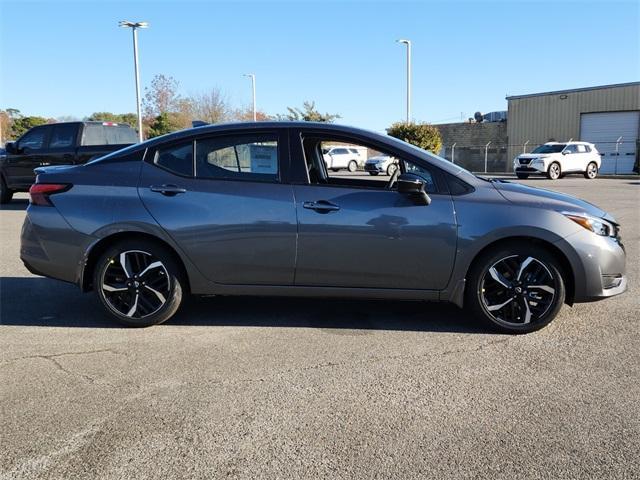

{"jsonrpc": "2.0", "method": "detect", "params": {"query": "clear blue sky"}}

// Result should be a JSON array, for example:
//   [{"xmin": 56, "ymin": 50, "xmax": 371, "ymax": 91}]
[{"xmin": 1, "ymin": 0, "xmax": 638, "ymax": 132}]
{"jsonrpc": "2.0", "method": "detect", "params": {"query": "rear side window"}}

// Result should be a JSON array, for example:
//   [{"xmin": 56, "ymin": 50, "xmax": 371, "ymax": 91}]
[
  {"xmin": 576, "ymin": 144, "xmax": 587, "ymax": 153},
  {"xmin": 49, "ymin": 124, "xmax": 78, "ymax": 148},
  {"xmin": 195, "ymin": 134, "xmax": 279, "ymax": 182},
  {"xmin": 154, "ymin": 142, "xmax": 194, "ymax": 176},
  {"xmin": 82, "ymin": 124, "xmax": 138, "ymax": 146}
]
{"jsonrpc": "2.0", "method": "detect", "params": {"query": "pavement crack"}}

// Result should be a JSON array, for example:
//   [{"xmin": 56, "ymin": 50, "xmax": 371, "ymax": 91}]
[{"xmin": 0, "ymin": 348, "xmax": 123, "ymax": 384}]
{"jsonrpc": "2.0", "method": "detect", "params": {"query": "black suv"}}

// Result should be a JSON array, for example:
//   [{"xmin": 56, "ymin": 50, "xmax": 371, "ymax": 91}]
[{"xmin": 1, "ymin": 121, "xmax": 137, "ymax": 203}]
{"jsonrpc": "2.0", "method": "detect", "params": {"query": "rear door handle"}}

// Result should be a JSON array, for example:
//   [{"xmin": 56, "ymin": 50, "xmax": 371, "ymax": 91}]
[
  {"xmin": 150, "ymin": 184, "xmax": 187, "ymax": 196},
  {"xmin": 303, "ymin": 200, "xmax": 340, "ymax": 213}
]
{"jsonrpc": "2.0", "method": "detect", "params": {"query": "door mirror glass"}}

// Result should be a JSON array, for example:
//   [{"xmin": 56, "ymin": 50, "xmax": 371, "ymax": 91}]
[
  {"xmin": 5, "ymin": 142, "xmax": 17, "ymax": 154},
  {"xmin": 397, "ymin": 173, "xmax": 431, "ymax": 205}
]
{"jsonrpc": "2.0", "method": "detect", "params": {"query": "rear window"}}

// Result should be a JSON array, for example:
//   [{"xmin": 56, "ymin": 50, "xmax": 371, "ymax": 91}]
[{"xmin": 81, "ymin": 124, "xmax": 138, "ymax": 146}]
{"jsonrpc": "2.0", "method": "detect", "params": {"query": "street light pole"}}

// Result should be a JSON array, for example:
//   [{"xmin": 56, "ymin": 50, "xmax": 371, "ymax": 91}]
[
  {"xmin": 397, "ymin": 39, "xmax": 412, "ymax": 123},
  {"xmin": 119, "ymin": 20, "xmax": 148, "ymax": 142},
  {"xmin": 244, "ymin": 74, "xmax": 256, "ymax": 121}
]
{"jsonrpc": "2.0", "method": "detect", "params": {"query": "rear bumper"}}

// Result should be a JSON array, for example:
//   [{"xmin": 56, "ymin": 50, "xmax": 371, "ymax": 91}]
[{"xmin": 20, "ymin": 205, "xmax": 91, "ymax": 286}]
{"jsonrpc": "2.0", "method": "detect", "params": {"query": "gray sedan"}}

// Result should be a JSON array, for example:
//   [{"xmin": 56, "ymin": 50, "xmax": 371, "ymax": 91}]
[{"xmin": 20, "ymin": 122, "xmax": 626, "ymax": 333}]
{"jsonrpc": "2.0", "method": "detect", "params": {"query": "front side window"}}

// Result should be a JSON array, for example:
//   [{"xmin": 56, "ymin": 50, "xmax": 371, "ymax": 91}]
[
  {"xmin": 403, "ymin": 161, "xmax": 437, "ymax": 193},
  {"xmin": 195, "ymin": 134, "xmax": 279, "ymax": 182},
  {"xmin": 154, "ymin": 142, "xmax": 193, "ymax": 176},
  {"xmin": 564, "ymin": 145, "xmax": 578, "ymax": 154},
  {"xmin": 49, "ymin": 124, "xmax": 77, "ymax": 148},
  {"xmin": 19, "ymin": 128, "xmax": 47, "ymax": 150}
]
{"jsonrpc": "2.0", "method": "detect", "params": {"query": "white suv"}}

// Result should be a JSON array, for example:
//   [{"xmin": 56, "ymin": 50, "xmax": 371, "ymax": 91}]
[
  {"xmin": 514, "ymin": 142, "xmax": 601, "ymax": 180},
  {"xmin": 323, "ymin": 147, "xmax": 361, "ymax": 172}
]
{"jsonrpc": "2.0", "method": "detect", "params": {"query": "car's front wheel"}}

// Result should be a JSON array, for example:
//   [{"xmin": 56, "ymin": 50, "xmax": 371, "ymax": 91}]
[
  {"xmin": 547, "ymin": 162, "xmax": 561, "ymax": 180},
  {"xmin": 466, "ymin": 244, "xmax": 566, "ymax": 334},
  {"xmin": 387, "ymin": 163, "xmax": 398, "ymax": 176},
  {"xmin": 94, "ymin": 240, "xmax": 184, "ymax": 327},
  {"xmin": 584, "ymin": 162, "xmax": 598, "ymax": 179}
]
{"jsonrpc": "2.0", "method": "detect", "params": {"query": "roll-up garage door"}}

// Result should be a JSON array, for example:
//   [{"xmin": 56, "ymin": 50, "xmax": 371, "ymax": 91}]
[{"xmin": 580, "ymin": 111, "xmax": 639, "ymax": 174}]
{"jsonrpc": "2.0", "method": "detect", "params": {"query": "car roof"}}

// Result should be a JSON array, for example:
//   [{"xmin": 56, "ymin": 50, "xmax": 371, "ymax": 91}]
[{"xmin": 544, "ymin": 141, "xmax": 593, "ymax": 145}]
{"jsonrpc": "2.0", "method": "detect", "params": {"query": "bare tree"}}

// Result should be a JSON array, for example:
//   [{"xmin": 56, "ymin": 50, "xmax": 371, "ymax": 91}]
[
  {"xmin": 186, "ymin": 88, "xmax": 232, "ymax": 124},
  {"xmin": 143, "ymin": 74, "xmax": 181, "ymax": 119}
]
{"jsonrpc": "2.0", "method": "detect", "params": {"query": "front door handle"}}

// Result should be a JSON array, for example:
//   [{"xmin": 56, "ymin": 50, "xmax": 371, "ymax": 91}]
[
  {"xmin": 303, "ymin": 200, "xmax": 340, "ymax": 213},
  {"xmin": 150, "ymin": 184, "xmax": 187, "ymax": 196}
]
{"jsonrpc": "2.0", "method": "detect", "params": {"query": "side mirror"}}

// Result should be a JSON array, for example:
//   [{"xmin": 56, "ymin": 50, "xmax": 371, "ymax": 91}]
[
  {"xmin": 5, "ymin": 142, "xmax": 17, "ymax": 154},
  {"xmin": 397, "ymin": 173, "xmax": 431, "ymax": 206},
  {"xmin": 562, "ymin": 150, "xmax": 569, "ymax": 155}
]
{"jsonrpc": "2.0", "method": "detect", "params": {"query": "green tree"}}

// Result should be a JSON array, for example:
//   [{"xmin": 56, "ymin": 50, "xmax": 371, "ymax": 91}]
[
  {"xmin": 87, "ymin": 112, "xmax": 138, "ymax": 127},
  {"xmin": 386, "ymin": 122, "xmax": 442, "ymax": 153},
  {"xmin": 10, "ymin": 116, "xmax": 50, "ymax": 138},
  {"xmin": 147, "ymin": 112, "xmax": 185, "ymax": 138},
  {"xmin": 279, "ymin": 101, "xmax": 340, "ymax": 122}
]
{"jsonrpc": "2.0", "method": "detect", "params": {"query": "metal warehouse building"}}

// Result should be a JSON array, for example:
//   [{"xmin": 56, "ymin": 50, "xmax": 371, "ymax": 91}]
[{"xmin": 507, "ymin": 82, "xmax": 640, "ymax": 174}]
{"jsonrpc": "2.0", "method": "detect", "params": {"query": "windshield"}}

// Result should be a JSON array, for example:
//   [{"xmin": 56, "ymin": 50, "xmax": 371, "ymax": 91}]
[{"xmin": 532, "ymin": 144, "xmax": 566, "ymax": 154}]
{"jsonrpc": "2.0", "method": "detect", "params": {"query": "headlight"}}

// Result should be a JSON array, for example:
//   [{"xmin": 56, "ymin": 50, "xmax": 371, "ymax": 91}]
[{"xmin": 563, "ymin": 212, "xmax": 616, "ymax": 237}]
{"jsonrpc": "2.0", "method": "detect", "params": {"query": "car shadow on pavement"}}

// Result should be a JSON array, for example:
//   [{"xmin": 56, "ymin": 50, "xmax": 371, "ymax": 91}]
[
  {"xmin": 0, "ymin": 277, "xmax": 487, "ymax": 334},
  {"xmin": 0, "ymin": 199, "xmax": 29, "ymax": 211}
]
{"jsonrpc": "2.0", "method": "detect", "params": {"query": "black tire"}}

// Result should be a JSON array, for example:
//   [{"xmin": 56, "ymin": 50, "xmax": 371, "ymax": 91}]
[
  {"xmin": 584, "ymin": 162, "xmax": 598, "ymax": 179},
  {"xmin": 331, "ymin": 168, "xmax": 340, "ymax": 172},
  {"xmin": 547, "ymin": 162, "xmax": 561, "ymax": 180},
  {"xmin": 515, "ymin": 173, "xmax": 529, "ymax": 179},
  {"xmin": 347, "ymin": 160, "xmax": 358, "ymax": 172},
  {"xmin": 465, "ymin": 243, "xmax": 566, "ymax": 334},
  {"xmin": 386, "ymin": 163, "xmax": 398, "ymax": 176},
  {"xmin": 93, "ymin": 239, "xmax": 184, "ymax": 327},
  {"xmin": 0, "ymin": 177, "xmax": 14, "ymax": 204},
  {"xmin": 369, "ymin": 172, "xmax": 379, "ymax": 176}
]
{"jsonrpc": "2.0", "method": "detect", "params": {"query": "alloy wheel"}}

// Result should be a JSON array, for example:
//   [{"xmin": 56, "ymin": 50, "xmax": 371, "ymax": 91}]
[
  {"xmin": 548, "ymin": 163, "xmax": 561, "ymax": 180},
  {"xmin": 480, "ymin": 255, "xmax": 556, "ymax": 326},
  {"xmin": 587, "ymin": 163, "xmax": 598, "ymax": 179},
  {"xmin": 100, "ymin": 250, "xmax": 171, "ymax": 319}
]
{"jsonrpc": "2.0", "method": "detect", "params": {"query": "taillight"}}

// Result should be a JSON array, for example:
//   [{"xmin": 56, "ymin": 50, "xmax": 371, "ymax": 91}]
[{"xmin": 29, "ymin": 183, "xmax": 72, "ymax": 206}]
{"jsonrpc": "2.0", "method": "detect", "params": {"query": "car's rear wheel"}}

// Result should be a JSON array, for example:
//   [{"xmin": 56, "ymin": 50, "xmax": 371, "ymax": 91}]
[
  {"xmin": 387, "ymin": 163, "xmax": 398, "ymax": 176},
  {"xmin": 547, "ymin": 162, "xmax": 561, "ymax": 180},
  {"xmin": 0, "ymin": 177, "xmax": 14, "ymax": 204},
  {"xmin": 584, "ymin": 162, "xmax": 598, "ymax": 179},
  {"xmin": 516, "ymin": 173, "xmax": 529, "ymax": 179},
  {"xmin": 466, "ymin": 244, "xmax": 566, "ymax": 334},
  {"xmin": 94, "ymin": 240, "xmax": 184, "ymax": 327},
  {"xmin": 347, "ymin": 160, "xmax": 358, "ymax": 172}
]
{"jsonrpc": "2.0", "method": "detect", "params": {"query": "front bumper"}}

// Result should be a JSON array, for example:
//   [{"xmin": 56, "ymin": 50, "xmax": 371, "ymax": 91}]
[
  {"xmin": 555, "ymin": 227, "xmax": 627, "ymax": 302},
  {"xmin": 365, "ymin": 163, "xmax": 385, "ymax": 173},
  {"xmin": 514, "ymin": 162, "xmax": 546, "ymax": 174}
]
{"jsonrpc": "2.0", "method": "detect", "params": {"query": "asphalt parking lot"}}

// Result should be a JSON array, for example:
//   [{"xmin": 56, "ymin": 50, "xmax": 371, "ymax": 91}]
[{"xmin": 1, "ymin": 177, "xmax": 639, "ymax": 480}]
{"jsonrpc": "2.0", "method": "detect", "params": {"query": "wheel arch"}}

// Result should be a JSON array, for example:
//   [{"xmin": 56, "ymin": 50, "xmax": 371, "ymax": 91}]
[
  {"xmin": 463, "ymin": 236, "xmax": 575, "ymax": 306},
  {"xmin": 81, "ymin": 231, "xmax": 191, "ymax": 294}
]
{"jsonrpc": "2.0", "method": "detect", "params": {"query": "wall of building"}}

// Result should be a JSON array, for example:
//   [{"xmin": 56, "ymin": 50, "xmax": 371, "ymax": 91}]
[
  {"xmin": 435, "ymin": 121, "xmax": 508, "ymax": 172},
  {"xmin": 506, "ymin": 82, "xmax": 640, "ymax": 164}
]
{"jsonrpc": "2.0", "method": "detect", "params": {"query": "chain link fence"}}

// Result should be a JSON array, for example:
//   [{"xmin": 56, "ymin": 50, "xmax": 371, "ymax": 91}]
[{"xmin": 438, "ymin": 139, "xmax": 639, "ymax": 174}]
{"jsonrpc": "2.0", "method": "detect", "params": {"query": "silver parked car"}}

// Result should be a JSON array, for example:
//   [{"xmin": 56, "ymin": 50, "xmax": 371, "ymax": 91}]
[
  {"xmin": 21, "ymin": 122, "xmax": 626, "ymax": 333},
  {"xmin": 364, "ymin": 154, "xmax": 399, "ymax": 176}
]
